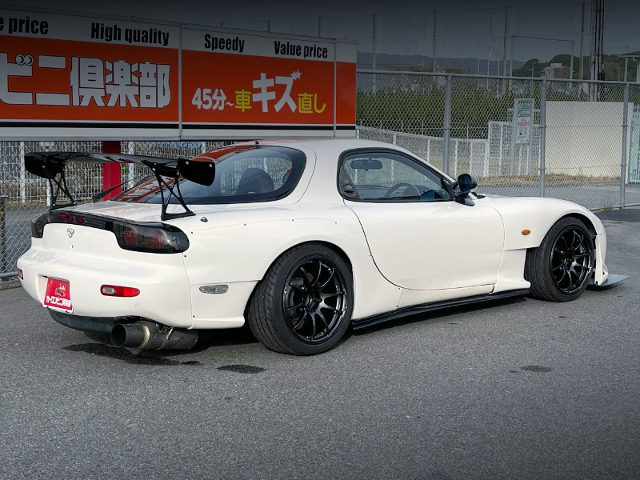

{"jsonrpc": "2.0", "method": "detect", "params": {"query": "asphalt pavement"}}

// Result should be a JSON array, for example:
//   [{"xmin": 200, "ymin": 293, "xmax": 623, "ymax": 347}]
[{"xmin": 0, "ymin": 208, "xmax": 639, "ymax": 480}]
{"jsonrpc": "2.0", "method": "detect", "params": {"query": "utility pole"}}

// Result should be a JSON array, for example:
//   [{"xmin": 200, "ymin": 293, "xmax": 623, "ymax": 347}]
[
  {"xmin": 372, "ymin": 13, "xmax": 376, "ymax": 94},
  {"xmin": 432, "ymin": 10, "xmax": 437, "ymax": 73},
  {"xmin": 590, "ymin": 0, "xmax": 604, "ymax": 82},
  {"xmin": 502, "ymin": 6, "xmax": 508, "ymax": 76},
  {"xmin": 589, "ymin": 0, "xmax": 605, "ymax": 100},
  {"xmin": 570, "ymin": 41, "xmax": 574, "ymax": 81},
  {"xmin": 578, "ymin": 1, "xmax": 585, "ymax": 80}
]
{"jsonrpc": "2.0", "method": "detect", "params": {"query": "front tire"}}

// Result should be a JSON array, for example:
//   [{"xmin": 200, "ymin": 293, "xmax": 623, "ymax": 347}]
[
  {"xmin": 248, "ymin": 244, "xmax": 353, "ymax": 355},
  {"xmin": 526, "ymin": 217, "xmax": 595, "ymax": 302}
]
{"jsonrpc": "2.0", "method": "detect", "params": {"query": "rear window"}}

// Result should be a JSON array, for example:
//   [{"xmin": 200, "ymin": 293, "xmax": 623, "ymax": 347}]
[{"xmin": 116, "ymin": 146, "xmax": 306, "ymax": 205}]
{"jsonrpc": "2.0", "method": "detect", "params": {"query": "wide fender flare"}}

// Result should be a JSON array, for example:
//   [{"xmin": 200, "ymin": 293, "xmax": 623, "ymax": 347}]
[
  {"xmin": 499, "ymin": 204, "xmax": 604, "ymax": 251},
  {"xmin": 182, "ymin": 217, "xmax": 373, "ymax": 285}
]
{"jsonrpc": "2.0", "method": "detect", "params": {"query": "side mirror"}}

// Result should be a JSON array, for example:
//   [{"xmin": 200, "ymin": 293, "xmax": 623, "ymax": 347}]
[
  {"xmin": 454, "ymin": 173, "xmax": 477, "ymax": 206},
  {"xmin": 456, "ymin": 173, "xmax": 477, "ymax": 194}
]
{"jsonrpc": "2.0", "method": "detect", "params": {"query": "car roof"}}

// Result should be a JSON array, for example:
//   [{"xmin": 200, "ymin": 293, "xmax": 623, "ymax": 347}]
[{"xmin": 230, "ymin": 138, "xmax": 399, "ymax": 152}]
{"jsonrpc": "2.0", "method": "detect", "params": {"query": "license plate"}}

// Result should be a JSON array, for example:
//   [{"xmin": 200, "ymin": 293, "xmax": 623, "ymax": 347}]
[{"xmin": 43, "ymin": 277, "xmax": 73, "ymax": 312}]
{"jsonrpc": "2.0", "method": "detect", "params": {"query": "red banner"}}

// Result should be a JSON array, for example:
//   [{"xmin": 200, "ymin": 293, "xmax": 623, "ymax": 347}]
[{"xmin": 0, "ymin": 8, "xmax": 356, "ymax": 140}]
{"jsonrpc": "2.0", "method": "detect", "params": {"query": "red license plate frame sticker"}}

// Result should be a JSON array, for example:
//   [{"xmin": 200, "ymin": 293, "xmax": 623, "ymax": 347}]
[{"xmin": 43, "ymin": 277, "xmax": 73, "ymax": 312}]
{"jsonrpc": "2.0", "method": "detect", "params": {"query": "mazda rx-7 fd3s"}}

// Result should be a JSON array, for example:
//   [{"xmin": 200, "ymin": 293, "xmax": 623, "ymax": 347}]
[{"xmin": 17, "ymin": 139, "xmax": 623, "ymax": 355}]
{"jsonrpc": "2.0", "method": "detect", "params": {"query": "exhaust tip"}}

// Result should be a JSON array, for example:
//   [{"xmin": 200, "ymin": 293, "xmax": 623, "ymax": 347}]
[
  {"xmin": 110, "ymin": 324, "xmax": 128, "ymax": 347},
  {"xmin": 110, "ymin": 321, "xmax": 198, "ymax": 350},
  {"xmin": 110, "ymin": 322, "xmax": 148, "ymax": 348}
]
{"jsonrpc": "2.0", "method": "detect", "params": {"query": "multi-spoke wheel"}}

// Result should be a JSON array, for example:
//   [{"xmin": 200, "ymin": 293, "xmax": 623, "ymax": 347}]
[
  {"xmin": 526, "ymin": 217, "xmax": 595, "ymax": 302},
  {"xmin": 248, "ymin": 244, "xmax": 353, "ymax": 355}
]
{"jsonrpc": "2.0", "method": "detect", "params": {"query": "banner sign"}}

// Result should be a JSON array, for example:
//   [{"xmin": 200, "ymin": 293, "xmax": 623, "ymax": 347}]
[
  {"xmin": 0, "ymin": 8, "xmax": 356, "ymax": 140},
  {"xmin": 181, "ymin": 27, "xmax": 355, "ymax": 139}
]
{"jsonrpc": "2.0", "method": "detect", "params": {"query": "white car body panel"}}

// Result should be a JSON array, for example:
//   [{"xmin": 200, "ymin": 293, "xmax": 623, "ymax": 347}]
[
  {"xmin": 345, "ymin": 200, "xmax": 504, "ymax": 290},
  {"xmin": 17, "ymin": 138, "xmax": 610, "ymax": 336},
  {"xmin": 19, "ymin": 225, "xmax": 193, "ymax": 328}
]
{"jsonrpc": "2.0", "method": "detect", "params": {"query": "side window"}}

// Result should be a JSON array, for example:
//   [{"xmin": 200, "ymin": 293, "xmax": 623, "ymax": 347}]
[{"xmin": 339, "ymin": 151, "xmax": 452, "ymax": 202}]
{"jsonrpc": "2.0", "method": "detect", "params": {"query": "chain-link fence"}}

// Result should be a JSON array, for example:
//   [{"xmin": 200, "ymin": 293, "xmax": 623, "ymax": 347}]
[
  {"xmin": 0, "ymin": 140, "xmax": 225, "ymax": 279},
  {"xmin": 2, "ymin": 72, "xmax": 640, "ymax": 279},
  {"xmin": 357, "ymin": 70, "xmax": 640, "ymax": 210}
]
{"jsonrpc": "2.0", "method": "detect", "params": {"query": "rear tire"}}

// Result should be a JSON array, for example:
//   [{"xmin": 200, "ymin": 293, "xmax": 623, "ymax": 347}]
[
  {"xmin": 525, "ymin": 217, "xmax": 595, "ymax": 302},
  {"xmin": 248, "ymin": 244, "xmax": 353, "ymax": 355}
]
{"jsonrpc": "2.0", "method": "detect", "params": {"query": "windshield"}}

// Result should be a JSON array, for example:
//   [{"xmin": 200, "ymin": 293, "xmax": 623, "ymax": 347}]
[{"xmin": 115, "ymin": 146, "xmax": 307, "ymax": 205}]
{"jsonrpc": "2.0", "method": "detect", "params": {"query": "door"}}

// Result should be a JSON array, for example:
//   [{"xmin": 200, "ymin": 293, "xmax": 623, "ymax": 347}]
[{"xmin": 339, "ymin": 149, "xmax": 504, "ymax": 290}]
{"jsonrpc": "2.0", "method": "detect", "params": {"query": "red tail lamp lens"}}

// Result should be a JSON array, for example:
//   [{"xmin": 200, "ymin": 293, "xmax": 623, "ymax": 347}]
[
  {"xmin": 122, "ymin": 226, "xmax": 138, "ymax": 246},
  {"xmin": 111, "ymin": 222, "xmax": 188, "ymax": 253},
  {"xmin": 56, "ymin": 213, "xmax": 85, "ymax": 225},
  {"xmin": 100, "ymin": 285, "xmax": 140, "ymax": 297},
  {"xmin": 149, "ymin": 229, "xmax": 167, "ymax": 248}
]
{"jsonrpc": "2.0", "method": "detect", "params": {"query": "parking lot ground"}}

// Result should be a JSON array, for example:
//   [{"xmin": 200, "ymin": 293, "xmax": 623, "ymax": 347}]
[{"xmin": 0, "ymin": 208, "xmax": 639, "ymax": 480}]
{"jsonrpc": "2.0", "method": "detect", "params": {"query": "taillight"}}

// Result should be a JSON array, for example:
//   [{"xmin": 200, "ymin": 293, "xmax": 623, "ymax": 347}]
[
  {"xmin": 32, "ymin": 212, "xmax": 87, "ymax": 238},
  {"xmin": 100, "ymin": 285, "xmax": 140, "ymax": 297},
  {"xmin": 58, "ymin": 213, "xmax": 86, "ymax": 225},
  {"xmin": 111, "ymin": 222, "xmax": 189, "ymax": 253},
  {"xmin": 17, "ymin": 269, "xmax": 24, "ymax": 280},
  {"xmin": 31, "ymin": 210, "xmax": 188, "ymax": 254},
  {"xmin": 31, "ymin": 213, "xmax": 48, "ymax": 238}
]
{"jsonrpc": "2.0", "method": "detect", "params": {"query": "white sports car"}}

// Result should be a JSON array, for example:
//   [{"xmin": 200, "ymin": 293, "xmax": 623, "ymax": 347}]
[{"xmin": 17, "ymin": 139, "xmax": 622, "ymax": 355}]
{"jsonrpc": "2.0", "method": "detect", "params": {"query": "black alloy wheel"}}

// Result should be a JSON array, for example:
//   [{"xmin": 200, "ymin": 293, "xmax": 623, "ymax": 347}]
[
  {"xmin": 248, "ymin": 244, "xmax": 354, "ymax": 355},
  {"xmin": 526, "ymin": 217, "xmax": 595, "ymax": 302},
  {"xmin": 282, "ymin": 258, "xmax": 348, "ymax": 344},
  {"xmin": 549, "ymin": 226, "xmax": 593, "ymax": 295}
]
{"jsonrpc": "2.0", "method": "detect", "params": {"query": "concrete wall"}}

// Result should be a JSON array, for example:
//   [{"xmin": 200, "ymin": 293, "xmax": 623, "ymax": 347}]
[{"xmin": 546, "ymin": 101, "xmax": 632, "ymax": 179}]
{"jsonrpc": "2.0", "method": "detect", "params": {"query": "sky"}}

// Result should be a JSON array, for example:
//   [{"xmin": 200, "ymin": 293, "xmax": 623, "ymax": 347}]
[{"xmin": 6, "ymin": 0, "xmax": 640, "ymax": 62}]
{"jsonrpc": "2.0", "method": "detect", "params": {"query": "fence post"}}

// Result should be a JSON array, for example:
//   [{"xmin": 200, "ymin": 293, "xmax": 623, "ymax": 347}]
[
  {"xmin": 539, "ymin": 79, "xmax": 547, "ymax": 197},
  {"xmin": 0, "ymin": 195, "xmax": 7, "ymax": 276},
  {"xmin": 483, "ymin": 139, "xmax": 490, "ymax": 177},
  {"xmin": 621, "ymin": 82, "xmax": 629, "ymax": 209},
  {"xmin": 19, "ymin": 141, "xmax": 26, "ymax": 204},
  {"xmin": 443, "ymin": 74, "xmax": 453, "ymax": 175}
]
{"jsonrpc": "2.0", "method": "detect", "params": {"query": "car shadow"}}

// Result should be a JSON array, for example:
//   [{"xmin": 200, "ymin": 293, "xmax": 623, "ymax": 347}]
[{"xmin": 70, "ymin": 296, "xmax": 527, "ymax": 358}]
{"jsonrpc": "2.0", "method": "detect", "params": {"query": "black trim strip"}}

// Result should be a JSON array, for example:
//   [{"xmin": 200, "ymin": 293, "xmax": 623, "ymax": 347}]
[
  {"xmin": 182, "ymin": 124, "xmax": 356, "ymax": 131},
  {"xmin": 351, "ymin": 289, "xmax": 530, "ymax": 330},
  {"xmin": 0, "ymin": 121, "xmax": 178, "ymax": 129}
]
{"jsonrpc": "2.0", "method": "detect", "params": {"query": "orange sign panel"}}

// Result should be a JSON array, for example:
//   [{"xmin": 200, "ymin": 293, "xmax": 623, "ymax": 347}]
[{"xmin": 0, "ymin": 8, "xmax": 357, "ymax": 140}]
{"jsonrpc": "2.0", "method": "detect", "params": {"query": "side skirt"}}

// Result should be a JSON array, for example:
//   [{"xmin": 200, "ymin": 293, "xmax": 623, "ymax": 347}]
[{"xmin": 351, "ymin": 289, "xmax": 530, "ymax": 331}]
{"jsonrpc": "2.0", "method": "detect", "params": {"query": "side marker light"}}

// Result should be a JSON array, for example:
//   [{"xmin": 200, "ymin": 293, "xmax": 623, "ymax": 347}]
[
  {"xmin": 199, "ymin": 285, "xmax": 229, "ymax": 294},
  {"xmin": 522, "ymin": 229, "xmax": 531, "ymax": 235}
]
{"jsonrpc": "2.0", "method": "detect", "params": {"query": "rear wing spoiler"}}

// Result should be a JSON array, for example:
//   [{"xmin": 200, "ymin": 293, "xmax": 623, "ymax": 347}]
[{"xmin": 25, "ymin": 152, "xmax": 215, "ymax": 221}]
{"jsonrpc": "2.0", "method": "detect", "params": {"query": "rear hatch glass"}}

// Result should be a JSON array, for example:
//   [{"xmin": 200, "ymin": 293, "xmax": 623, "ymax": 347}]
[{"xmin": 115, "ymin": 146, "xmax": 306, "ymax": 205}]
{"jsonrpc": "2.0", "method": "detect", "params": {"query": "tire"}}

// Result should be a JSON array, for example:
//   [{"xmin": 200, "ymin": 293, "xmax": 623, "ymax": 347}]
[
  {"xmin": 247, "ymin": 243, "xmax": 354, "ymax": 355},
  {"xmin": 525, "ymin": 217, "xmax": 595, "ymax": 302}
]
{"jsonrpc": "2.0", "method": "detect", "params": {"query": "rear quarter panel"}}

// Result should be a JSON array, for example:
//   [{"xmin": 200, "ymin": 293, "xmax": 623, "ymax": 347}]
[{"xmin": 181, "ymin": 203, "xmax": 401, "ymax": 320}]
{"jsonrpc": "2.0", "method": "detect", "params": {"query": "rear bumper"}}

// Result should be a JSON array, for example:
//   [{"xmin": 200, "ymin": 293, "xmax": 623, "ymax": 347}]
[
  {"xmin": 18, "ymin": 236, "xmax": 194, "ymax": 329},
  {"xmin": 18, "ymin": 233, "xmax": 253, "ymax": 331}
]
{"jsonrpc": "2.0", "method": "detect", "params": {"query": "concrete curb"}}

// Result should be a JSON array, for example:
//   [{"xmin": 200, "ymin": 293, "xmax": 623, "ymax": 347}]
[{"xmin": 0, "ymin": 279, "xmax": 21, "ymax": 290}]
